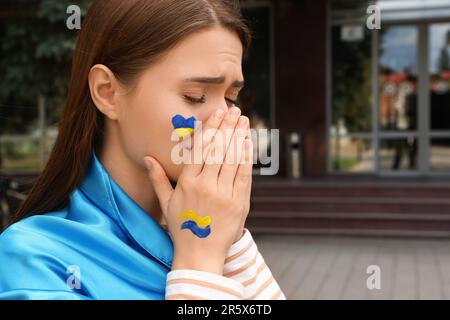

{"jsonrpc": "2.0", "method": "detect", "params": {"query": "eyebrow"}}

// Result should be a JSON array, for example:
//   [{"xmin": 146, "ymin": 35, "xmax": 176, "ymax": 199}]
[{"xmin": 183, "ymin": 76, "xmax": 245, "ymax": 88}]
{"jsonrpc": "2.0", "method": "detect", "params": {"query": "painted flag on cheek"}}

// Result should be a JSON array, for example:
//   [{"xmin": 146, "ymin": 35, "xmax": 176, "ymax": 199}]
[{"xmin": 171, "ymin": 114, "xmax": 196, "ymax": 139}]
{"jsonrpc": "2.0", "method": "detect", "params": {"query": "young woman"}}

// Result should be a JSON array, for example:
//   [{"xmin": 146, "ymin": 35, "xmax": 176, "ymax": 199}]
[{"xmin": 0, "ymin": 0, "xmax": 286, "ymax": 300}]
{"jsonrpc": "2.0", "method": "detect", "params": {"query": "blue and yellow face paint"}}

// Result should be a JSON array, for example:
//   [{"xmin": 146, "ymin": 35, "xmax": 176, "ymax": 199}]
[
  {"xmin": 172, "ymin": 114, "xmax": 196, "ymax": 139},
  {"xmin": 178, "ymin": 209, "xmax": 212, "ymax": 238}
]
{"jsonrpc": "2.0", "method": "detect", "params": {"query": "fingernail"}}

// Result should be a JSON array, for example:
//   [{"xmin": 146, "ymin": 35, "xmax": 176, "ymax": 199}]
[
  {"xmin": 144, "ymin": 157, "xmax": 153, "ymax": 171},
  {"xmin": 239, "ymin": 116, "xmax": 248, "ymax": 127},
  {"xmin": 231, "ymin": 106, "xmax": 240, "ymax": 115},
  {"xmin": 215, "ymin": 109, "xmax": 225, "ymax": 119}
]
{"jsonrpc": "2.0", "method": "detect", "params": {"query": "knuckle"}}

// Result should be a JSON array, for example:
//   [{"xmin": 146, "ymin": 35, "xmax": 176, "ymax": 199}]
[{"xmin": 237, "ymin": 171, "xmax": 251, "ymax": 182}]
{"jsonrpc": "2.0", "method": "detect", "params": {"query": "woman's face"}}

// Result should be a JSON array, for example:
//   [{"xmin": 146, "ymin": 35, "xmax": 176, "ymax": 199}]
[{"xmin": 103, "ymin": 27, "xmax": 244, "ymax": 182}]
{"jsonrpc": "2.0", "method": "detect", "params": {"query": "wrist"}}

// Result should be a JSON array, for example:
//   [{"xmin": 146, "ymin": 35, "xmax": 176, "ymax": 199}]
[
  {"xmin": 172, "ymin": 250, "xmax": 225, "ymax": 275},
  {"xmin": 234, "ymin": 228, "xmax": 245, "ymax": 243}
]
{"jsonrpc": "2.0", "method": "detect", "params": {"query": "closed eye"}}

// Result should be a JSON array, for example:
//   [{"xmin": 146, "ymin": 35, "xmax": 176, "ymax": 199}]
[
  {"xmin": 183, "ymin": 95, "xmax": 240, "ymax": 106},
  {"xmin": 183, "ymin": 95, "xmax": 206, "ymax": 104}
]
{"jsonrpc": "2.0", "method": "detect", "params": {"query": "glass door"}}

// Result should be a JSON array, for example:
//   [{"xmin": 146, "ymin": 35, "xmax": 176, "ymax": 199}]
[
  {"xmin": 377, "ymin": 25, "xmax": 419, "ymax": 173},
  {"xmin": 376, "ymin": 22, "xmax": 450, "ymax": 176},
  {"xmin": 429, "ymin": 23, "xmax": 450, "ymax": 173},
  {"xmin": 329, "ymin": 1, "xmax": 450, "ymax": 176}
]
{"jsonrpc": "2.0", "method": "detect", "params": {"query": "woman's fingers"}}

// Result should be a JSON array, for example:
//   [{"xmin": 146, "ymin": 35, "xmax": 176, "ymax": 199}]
[
  {"xmin": 233, "ymin": 137, "xmax": 253, "ymax": 244},
  {"xmin": 181, "ymin": 108, "xmax": 225, "ymax": 178},
  {"xmin": 217, "ymin": 116, "xmax": 249, "ymax": 194},
  {"xmin": 239, "ymin": 141, "xmax": 253, "ymax": 236},
  {"xmin": 201, "ymin": 106, "xmax": 241, "ymax": 180},
  {"xmin": 233, "ymin": 137, "xmax": 253, "ymax": 201},
  {"xmin": 144, "ymin": 156, "xmax": 174, "ymax": 214}
]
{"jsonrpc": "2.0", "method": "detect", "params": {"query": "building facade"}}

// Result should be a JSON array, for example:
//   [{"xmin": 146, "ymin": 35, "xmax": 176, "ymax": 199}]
[{"xmin": 241, "ymin": 0, "xmax": 450, "ymax": 178}]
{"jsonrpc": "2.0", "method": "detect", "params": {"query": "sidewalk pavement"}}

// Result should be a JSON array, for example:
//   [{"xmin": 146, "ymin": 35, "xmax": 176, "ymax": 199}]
[{"xmin": 255, "ymin": 233, "xmax": 450, "ymax": 300}]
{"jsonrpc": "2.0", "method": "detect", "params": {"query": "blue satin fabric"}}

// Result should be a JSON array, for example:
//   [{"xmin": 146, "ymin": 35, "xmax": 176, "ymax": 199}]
[{"xmin": 0, "ymin": 151, "xmax": 174, "ymax": 299}]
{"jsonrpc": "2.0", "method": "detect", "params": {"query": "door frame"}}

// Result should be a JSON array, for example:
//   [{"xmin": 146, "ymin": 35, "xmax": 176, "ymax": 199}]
[
  {"xmin": 377, "ymin": 20, "xmax": 450, "ymax": 177},
  {"xmin": 326, "ymin": 1, "xmax": 450, "ymax": 176}
]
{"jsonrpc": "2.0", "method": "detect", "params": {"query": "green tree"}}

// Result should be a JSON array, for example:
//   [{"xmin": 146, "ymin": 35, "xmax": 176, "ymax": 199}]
[
  {"xmin": 437, "ymin": 46, "xmax": 450, "ymax": 72},
  {"xmin": 0, "ymin": 0, "xmax": 91, "ymax": 134},
  {"xmin": 332, "ymin": 26, "xmax": 372, "ymax": 133}
]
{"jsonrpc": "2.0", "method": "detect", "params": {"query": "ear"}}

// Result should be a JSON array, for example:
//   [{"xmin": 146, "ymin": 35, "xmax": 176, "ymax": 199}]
[{"xmin": 88, "ymin": 64, "xmax": 122, "ymax": 120}]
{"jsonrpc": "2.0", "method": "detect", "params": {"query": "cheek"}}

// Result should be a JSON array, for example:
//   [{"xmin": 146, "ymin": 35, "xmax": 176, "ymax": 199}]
[
  {"xmin": 117, "ymin": 94, "xmax": 170, "ymax": 166},
  {"xmin": 119, "ymin": 93, "xmax": 196, "ymax": 181}
]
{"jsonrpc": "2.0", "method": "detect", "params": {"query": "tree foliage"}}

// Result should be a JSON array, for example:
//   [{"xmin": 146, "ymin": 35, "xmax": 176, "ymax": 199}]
[{"xmin": 0, "ymin": 0, "xmax": 91, "ymax": 134}]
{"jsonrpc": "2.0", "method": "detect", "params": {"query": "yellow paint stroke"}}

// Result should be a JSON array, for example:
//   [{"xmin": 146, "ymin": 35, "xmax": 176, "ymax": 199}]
[
  {"xmin": 178, "ymin": 209, "xmax": 212, "ymax": 228},
  {"xmin": 174, "ymin": 128, "xmax": 194, "ymax": 139}
]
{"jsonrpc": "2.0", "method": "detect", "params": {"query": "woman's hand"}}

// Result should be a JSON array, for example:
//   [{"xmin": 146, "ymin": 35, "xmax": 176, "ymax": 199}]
[{"xmin": 144, "ymin": 106, "xmax": 253, "ymax": 274}]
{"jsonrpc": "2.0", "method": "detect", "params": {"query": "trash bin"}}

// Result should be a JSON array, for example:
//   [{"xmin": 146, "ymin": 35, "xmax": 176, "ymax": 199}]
[{"xmin": 286, "ymin": 132, "xmax": 302, "ymax": 179}]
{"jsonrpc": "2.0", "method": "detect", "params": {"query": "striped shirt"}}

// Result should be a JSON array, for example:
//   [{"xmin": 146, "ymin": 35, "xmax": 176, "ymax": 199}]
[{"xmin": 165, "ymin": 228, "xmax": 286, "ymax": 300}]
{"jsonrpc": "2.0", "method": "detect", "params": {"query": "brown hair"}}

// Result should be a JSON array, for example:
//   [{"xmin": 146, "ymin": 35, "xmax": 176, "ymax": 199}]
[{"xmin": 10, "ymin": 0, "xmax": 251, "ymax": 225}]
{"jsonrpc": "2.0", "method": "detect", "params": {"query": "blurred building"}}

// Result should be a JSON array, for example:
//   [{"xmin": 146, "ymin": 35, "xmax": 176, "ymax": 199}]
[
  {"xmin": 241, "ymin": 0, "xmax": 450, "ymax": 236},
  {"xmin": 2, "ymin": 0, "xmax": 450, "ymax": 236}
]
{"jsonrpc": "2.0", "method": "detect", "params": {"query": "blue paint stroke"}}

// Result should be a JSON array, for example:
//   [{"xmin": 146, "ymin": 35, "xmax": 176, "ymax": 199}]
[
  {"xmin": 171, "ymin": 114, "xmax": 196, "ymax": 129},
  {"xmin": 180, "ymin": 220, "xmax": 211, "ymax": 238}
]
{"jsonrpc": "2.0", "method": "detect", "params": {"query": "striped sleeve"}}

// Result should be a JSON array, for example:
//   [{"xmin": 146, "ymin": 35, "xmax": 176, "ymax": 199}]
[
  {"xmin": 223, "ymin": 228, "xmax": 287, "ymax": 300},
  {"xmin": 165, "ymin": 269, "xmax": 245, "ymax": 300}
]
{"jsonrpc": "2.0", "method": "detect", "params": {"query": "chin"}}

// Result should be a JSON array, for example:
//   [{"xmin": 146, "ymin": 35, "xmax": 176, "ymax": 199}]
[{"xmin": 166, "ymin": 164, "xmax": 183, "ymax": 184}]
